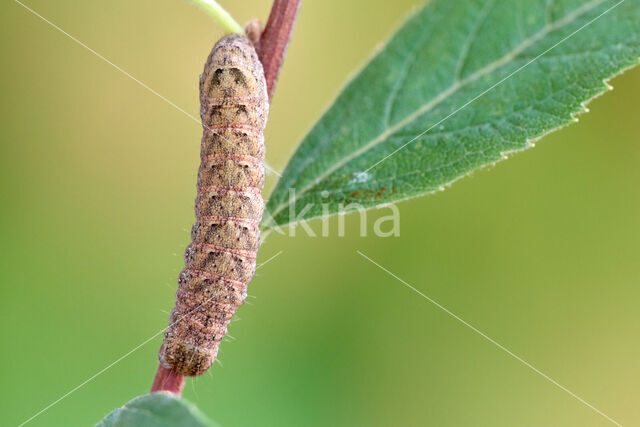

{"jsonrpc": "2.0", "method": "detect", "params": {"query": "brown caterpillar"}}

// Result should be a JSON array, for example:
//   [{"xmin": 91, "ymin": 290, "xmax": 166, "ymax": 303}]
[{"xmin": 158, "ymin": 34, "xmax": 268, "ymax": 377}]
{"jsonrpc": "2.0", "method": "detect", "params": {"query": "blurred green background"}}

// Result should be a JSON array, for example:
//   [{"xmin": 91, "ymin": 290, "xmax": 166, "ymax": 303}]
[{"xmin": 2, "ymin": 1, "xmax": 639, "ymax": 426}]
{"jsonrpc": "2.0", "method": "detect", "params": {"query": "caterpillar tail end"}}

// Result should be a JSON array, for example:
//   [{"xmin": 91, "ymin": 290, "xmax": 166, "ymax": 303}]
[{"xmin": 158, "ymin": 338, "xmax": 217, "ymax": 377}]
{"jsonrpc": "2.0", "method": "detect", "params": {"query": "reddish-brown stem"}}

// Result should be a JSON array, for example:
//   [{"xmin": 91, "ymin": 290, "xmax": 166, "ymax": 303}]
[
  {"xmin": 150, "ymin": 364, "xmax": 185, "ymax": 395},
  {"xmin": 257, "ymin": 0, "xmax": 302, "ymax": 100}
]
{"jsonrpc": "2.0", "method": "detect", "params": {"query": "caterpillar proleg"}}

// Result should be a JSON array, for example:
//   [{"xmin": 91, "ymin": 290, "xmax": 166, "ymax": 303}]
[{"xmin": 158, "ymin": 34, "xmax": 269, "ymax": 376}]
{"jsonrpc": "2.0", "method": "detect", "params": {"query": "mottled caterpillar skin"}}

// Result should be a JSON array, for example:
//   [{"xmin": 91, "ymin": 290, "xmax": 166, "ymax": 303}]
[{"xmin": 158, "ymin": 34, "xmax": 269, "ymax": 377}]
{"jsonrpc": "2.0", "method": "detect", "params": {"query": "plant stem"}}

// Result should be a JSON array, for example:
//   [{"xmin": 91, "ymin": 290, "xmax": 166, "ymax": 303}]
[
  {"xmin": 190, "ymin": 0, "xmax": 244, "ymax": 35},
  {"xmin": 150, "ymin": 364, "xmax": 185, "ymax": 395},
  {"xmin": 257, "ymin": 0, "xmax": 301, "ymax": 100}
]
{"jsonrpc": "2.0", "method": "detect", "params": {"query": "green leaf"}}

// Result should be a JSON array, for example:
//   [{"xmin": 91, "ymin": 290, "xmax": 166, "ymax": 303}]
[
  {"xmin": 97, "ymin": 393, "xmax": 214, "ymax": 427},
  {"xmin": 263, "ymin": 0, "xmax": 640, "ymax": 229}
]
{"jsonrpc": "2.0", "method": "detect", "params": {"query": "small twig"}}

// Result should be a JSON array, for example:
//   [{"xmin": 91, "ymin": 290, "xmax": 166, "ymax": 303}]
[
  {"xmin": 190, "ymin": 0, "xmax": 244, "ymax": 35},
  {"xmin": 257, "ymin": 0, "xmax": 302, "ymax": 100}
]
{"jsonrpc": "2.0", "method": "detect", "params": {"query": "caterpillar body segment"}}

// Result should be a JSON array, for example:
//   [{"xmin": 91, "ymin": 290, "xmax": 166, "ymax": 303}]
[{"xmin": 159, "ymin": 34, "xmax": 269, "ymax": 377}]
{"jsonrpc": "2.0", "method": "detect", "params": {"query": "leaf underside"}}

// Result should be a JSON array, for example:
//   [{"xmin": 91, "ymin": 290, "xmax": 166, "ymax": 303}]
[
  {"xmin": 263, "ymin": 0, "xmax": 640, "ymax": 229},
  {"xmin": 97, "ymin": 393, "xmax": 213, "ymax": 427}
]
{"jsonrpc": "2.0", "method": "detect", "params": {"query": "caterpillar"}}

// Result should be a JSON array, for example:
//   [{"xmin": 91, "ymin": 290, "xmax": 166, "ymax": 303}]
[{"xmin": 158, "ymin": 34, "xmax": 269, "ymax": 377}]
